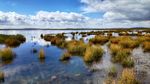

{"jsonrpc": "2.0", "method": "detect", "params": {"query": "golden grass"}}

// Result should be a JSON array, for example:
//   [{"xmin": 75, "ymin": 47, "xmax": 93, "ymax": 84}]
[
  {"xmin": 110, "ymin": 44, "xmax": 122, "ymax": 56},
  {"xmin": 60, "ymin": 52, "xmax": 71, "ymax": 61},
  {"xmin": 84, "ymin": 45, "xmax": 103, "ymax": 63},
  {"xmin": 89, "ymin": 35, "xmax": 109, "ymax": 45},
  {"xmin": 0, "ymin": 47, "xmax": 14, "ymax": 61},
  {"xmin": 39, "ymin": 48, "xmax": 45, "ymax": 59},
  {"xmin": 66, "ymin": 40, "xmax": 87, "ymax": 56},
  {"xmin": 142, "ymin": 41, "xmax": 150, "ymax": 52},
  {"xmin": 118, "ymin": 69, "xmax": 139, "ymax": 84}
]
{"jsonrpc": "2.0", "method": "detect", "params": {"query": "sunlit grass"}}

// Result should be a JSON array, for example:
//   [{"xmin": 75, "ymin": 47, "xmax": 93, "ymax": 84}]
[
  {"xmin": 84, "ymin": 45, "xmax": 103, "ymax": 63},
  {"xmin": 118, "ymin": 69, "xmax": 139, "ymax": 84},
  {"xmin": 89, "ymin": 35, "xmax": 109, "ymax": 45},
  {"xmin": 142, "ymin": 41, "xmax": 150, "ymax": 52},
  {"xmin": 39, "ymin": 48, "xmax": 45, "ymax": 59},
  {"xmin": 59, "ymin": 51, "xmax": 71, "ymax": 61},
  {"xmin": 66, "ymin": 40, "xmax": 87, "ymax": 56},
  {"xmin": 0, "ymin": 34, "xmax": 26, "ymax": 47},
  {"xmin": 0, "ymin": 47, "xmax": 14, "ymax": 61}
]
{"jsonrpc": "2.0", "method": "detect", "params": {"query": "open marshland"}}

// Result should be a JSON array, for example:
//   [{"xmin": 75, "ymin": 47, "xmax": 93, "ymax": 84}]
[{"xmin": 0, "ymin": 29, "xmax": 150, "ymax": 84}]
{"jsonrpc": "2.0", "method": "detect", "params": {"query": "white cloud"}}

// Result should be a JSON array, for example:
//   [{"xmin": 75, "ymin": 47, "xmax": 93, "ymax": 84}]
[
  {"xmin": 1, "ymin": 0, "xmax": 150, "ymax": 29},
  {"xmin": 0, "ymin": 11, "xmax": 90, "ymax": 28},
  {"xmin": 81, "ymin": 0, "xmax": 150, "ymax": 21}
]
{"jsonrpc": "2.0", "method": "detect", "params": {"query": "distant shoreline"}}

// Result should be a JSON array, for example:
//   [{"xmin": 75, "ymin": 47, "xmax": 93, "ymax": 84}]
[{"xmin": 0, "ymin": 28, "xmax": 149, "ymax": 31}]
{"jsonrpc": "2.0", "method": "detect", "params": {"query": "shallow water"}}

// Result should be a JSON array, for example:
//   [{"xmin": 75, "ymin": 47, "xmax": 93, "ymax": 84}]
[
  {"xmin": 0, "ymin": 30, "xmax": 112, "ymax": 84},
  {"xmin": 0, "ymin": 30, "xmax": 149, "ymax": 84}
]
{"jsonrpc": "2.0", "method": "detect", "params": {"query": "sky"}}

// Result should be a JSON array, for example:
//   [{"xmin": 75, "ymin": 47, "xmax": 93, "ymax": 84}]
[{"xmin": 0, "ymin": 0, "xmax": 150, "ymax": 29}]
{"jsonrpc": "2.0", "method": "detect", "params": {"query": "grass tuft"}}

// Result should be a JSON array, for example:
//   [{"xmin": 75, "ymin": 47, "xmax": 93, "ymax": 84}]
[
  {"xmin": 59, "ymin": 52, "xmax": 71, "ymax": 61},
  {"xmin": 39, "ymin": 48, "xmax": 45, "ymax": 59},
  {"xmin": 84, "ymin": 45, "xmax": 103, "ymax": 63},
  {"xmin": 0, "ymin": 47, "xmax": 15, "ymax": 61},
  {"xmin": 89, "ymin": 35, "xmax": 109, "ymax": 45},
  {"xmin": 118, "ymin": 69, "xmax": 139, "ymax": 84}
]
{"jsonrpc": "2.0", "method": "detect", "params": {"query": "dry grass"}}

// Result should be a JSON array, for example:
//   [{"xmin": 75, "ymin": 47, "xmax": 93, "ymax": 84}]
[
  {"xmin": 59, "ymin": 52, "xmax": 71, "ymax": 61},
  {"xmin": 142, "ymin": 41, "xmax": 150, "ymax": 52},
  {"xmin": 0, "ymin": 47, "xmax": 14, "ymax": 61},
  {"xmin": 39, "ymin": 48, "xmax": 45, "ymax": 59},
  {"xmin": 118, "ymin": 69, "xmax": 139, "ymax": 84},
  {"xmin": 122, "ymin": 57, "xmax": 134, "ymax": 68},
  {"xmin": 66, "ymin": 40, "xmax": 87, "ymax": 56},
  {"xmin": 89, "ymin": 35, "xmax": 109, "ymax": 45},
  {"xmin": 110, "ymin": 44, "xmax": 122, "ymax": 56},
  {"xmin": 84, "ymin": 45, "xmax": 103, "ymax": 63}
]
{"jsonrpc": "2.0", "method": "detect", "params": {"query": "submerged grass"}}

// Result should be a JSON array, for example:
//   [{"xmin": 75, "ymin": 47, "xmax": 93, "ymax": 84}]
[{"xmin": 39, "ymin": 48, "xmax": 45, "ymax": 59}]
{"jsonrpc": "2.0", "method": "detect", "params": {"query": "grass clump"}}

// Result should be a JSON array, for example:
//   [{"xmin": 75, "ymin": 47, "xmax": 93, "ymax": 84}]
[
  {"xmin": 66, "ymin": 40, "xmax": 87, "ymax": 56},
  {"xmin": 119, "ymin": 39, "xmax": 139, "ymax": 49},
  {"xmin": 89, "ymin": 35, "xmax": 109, "ymax": 45},
  {"xmin": 108, "ymin": 66, "xmax": 117, "ymax": 77},
  {"xmin": 112, "ymin": 49, "xmax": 131, "ymax": 63},
  {"xmin": 109, "ymin": 44, "xmax": 122, "ymax": 56},
  {"xmin": 0, "ymin": 47, "xmax": 15, "ymax": 61},
  {"xmin": 59, "ymin": 52, "xmax": 71, "ymax": 61},
  {"xmin": 0, "ymin": 71, "xmax": 4, "ymax": 82},
  {"xmin": 0, "ymin": 34, "xmax": 26, "ymax": 47},
  {"xmin": 39, "ymin": 49, "xmax": 45, "ymax": 59},
  {"xmin": 118, "ymin": 69, "xmax": 139, "ymax": 84},
  {"xmin": 43, "ymin": 34, "xmax": 66, "ymax": 48},
  {"xmin": 122, "ymin": 57, "xmax": 134, "ymax": 68},
  {"xmin": 84, "ymin": 45, "xmax": 103, "ymax": 63},
  {"xmin": 142, "ymin": 41, "xmax": 150, "ymax": 52},
  {"xmin": 110, "ymin": 36, "xmax": 139, "ymax": 49}
]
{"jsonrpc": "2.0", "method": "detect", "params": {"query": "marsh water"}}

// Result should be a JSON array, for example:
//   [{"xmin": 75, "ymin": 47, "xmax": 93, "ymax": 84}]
[{"xmin": 0, "ymin": 30, "xmax": 150, "ymax": 84}]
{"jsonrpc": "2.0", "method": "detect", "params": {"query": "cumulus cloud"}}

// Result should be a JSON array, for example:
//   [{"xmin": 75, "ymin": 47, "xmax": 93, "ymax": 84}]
[
  {"xmin": 0, "ymin": 0, "xmax": 150, "ymax": 28},
  {"xmin": 0, "ymin": 11, "xmax": 90, "ymax": 28},
  {"xmin": 81, "ymin": 0, "xmax": 150, "ymax": 21}
]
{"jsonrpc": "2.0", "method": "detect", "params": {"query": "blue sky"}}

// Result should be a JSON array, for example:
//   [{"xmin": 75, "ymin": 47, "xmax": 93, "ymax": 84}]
[{"xmin": 0, "ymin": 0, "xmax": 150, "ymax": 28}]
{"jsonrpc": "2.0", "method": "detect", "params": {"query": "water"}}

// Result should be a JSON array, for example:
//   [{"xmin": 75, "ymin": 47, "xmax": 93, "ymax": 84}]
[{"xmin": 0, "ymin": 30, "xmax": 111, "ymax": 84}]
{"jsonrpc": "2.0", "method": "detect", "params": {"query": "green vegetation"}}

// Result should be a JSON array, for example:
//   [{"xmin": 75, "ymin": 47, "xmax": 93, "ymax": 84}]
[
  {"xmin": 89, "ymin": 35, "xmax": 109, "ymax": 45},
  {"xmin": 0, "ymin": 34, "xmax": 26, "ymax": 47},
  {"xmin": 84, "ymin": 45, "xmax": 103, "ymax": 63},
  {"xmin": 59, "ymin": 52, "xmax": 71, "ymax": 61},
  {"xmin": 108, "ymin": 66, "xmax": 117, "ymax": 77},
  {"xmin": 122, "ymin": 57, "xmax": 134, "ymax": 68},
  {"xmin": 118, "ymin": 69, "xmax": 139, "ymax": 84},
  {"xmin": 39, "ymin": 48, "xmax": 45, "ymax": 59},
  {"xmin": 0, "ymin": 47, "xmax": 15, "ymax": 61}
]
